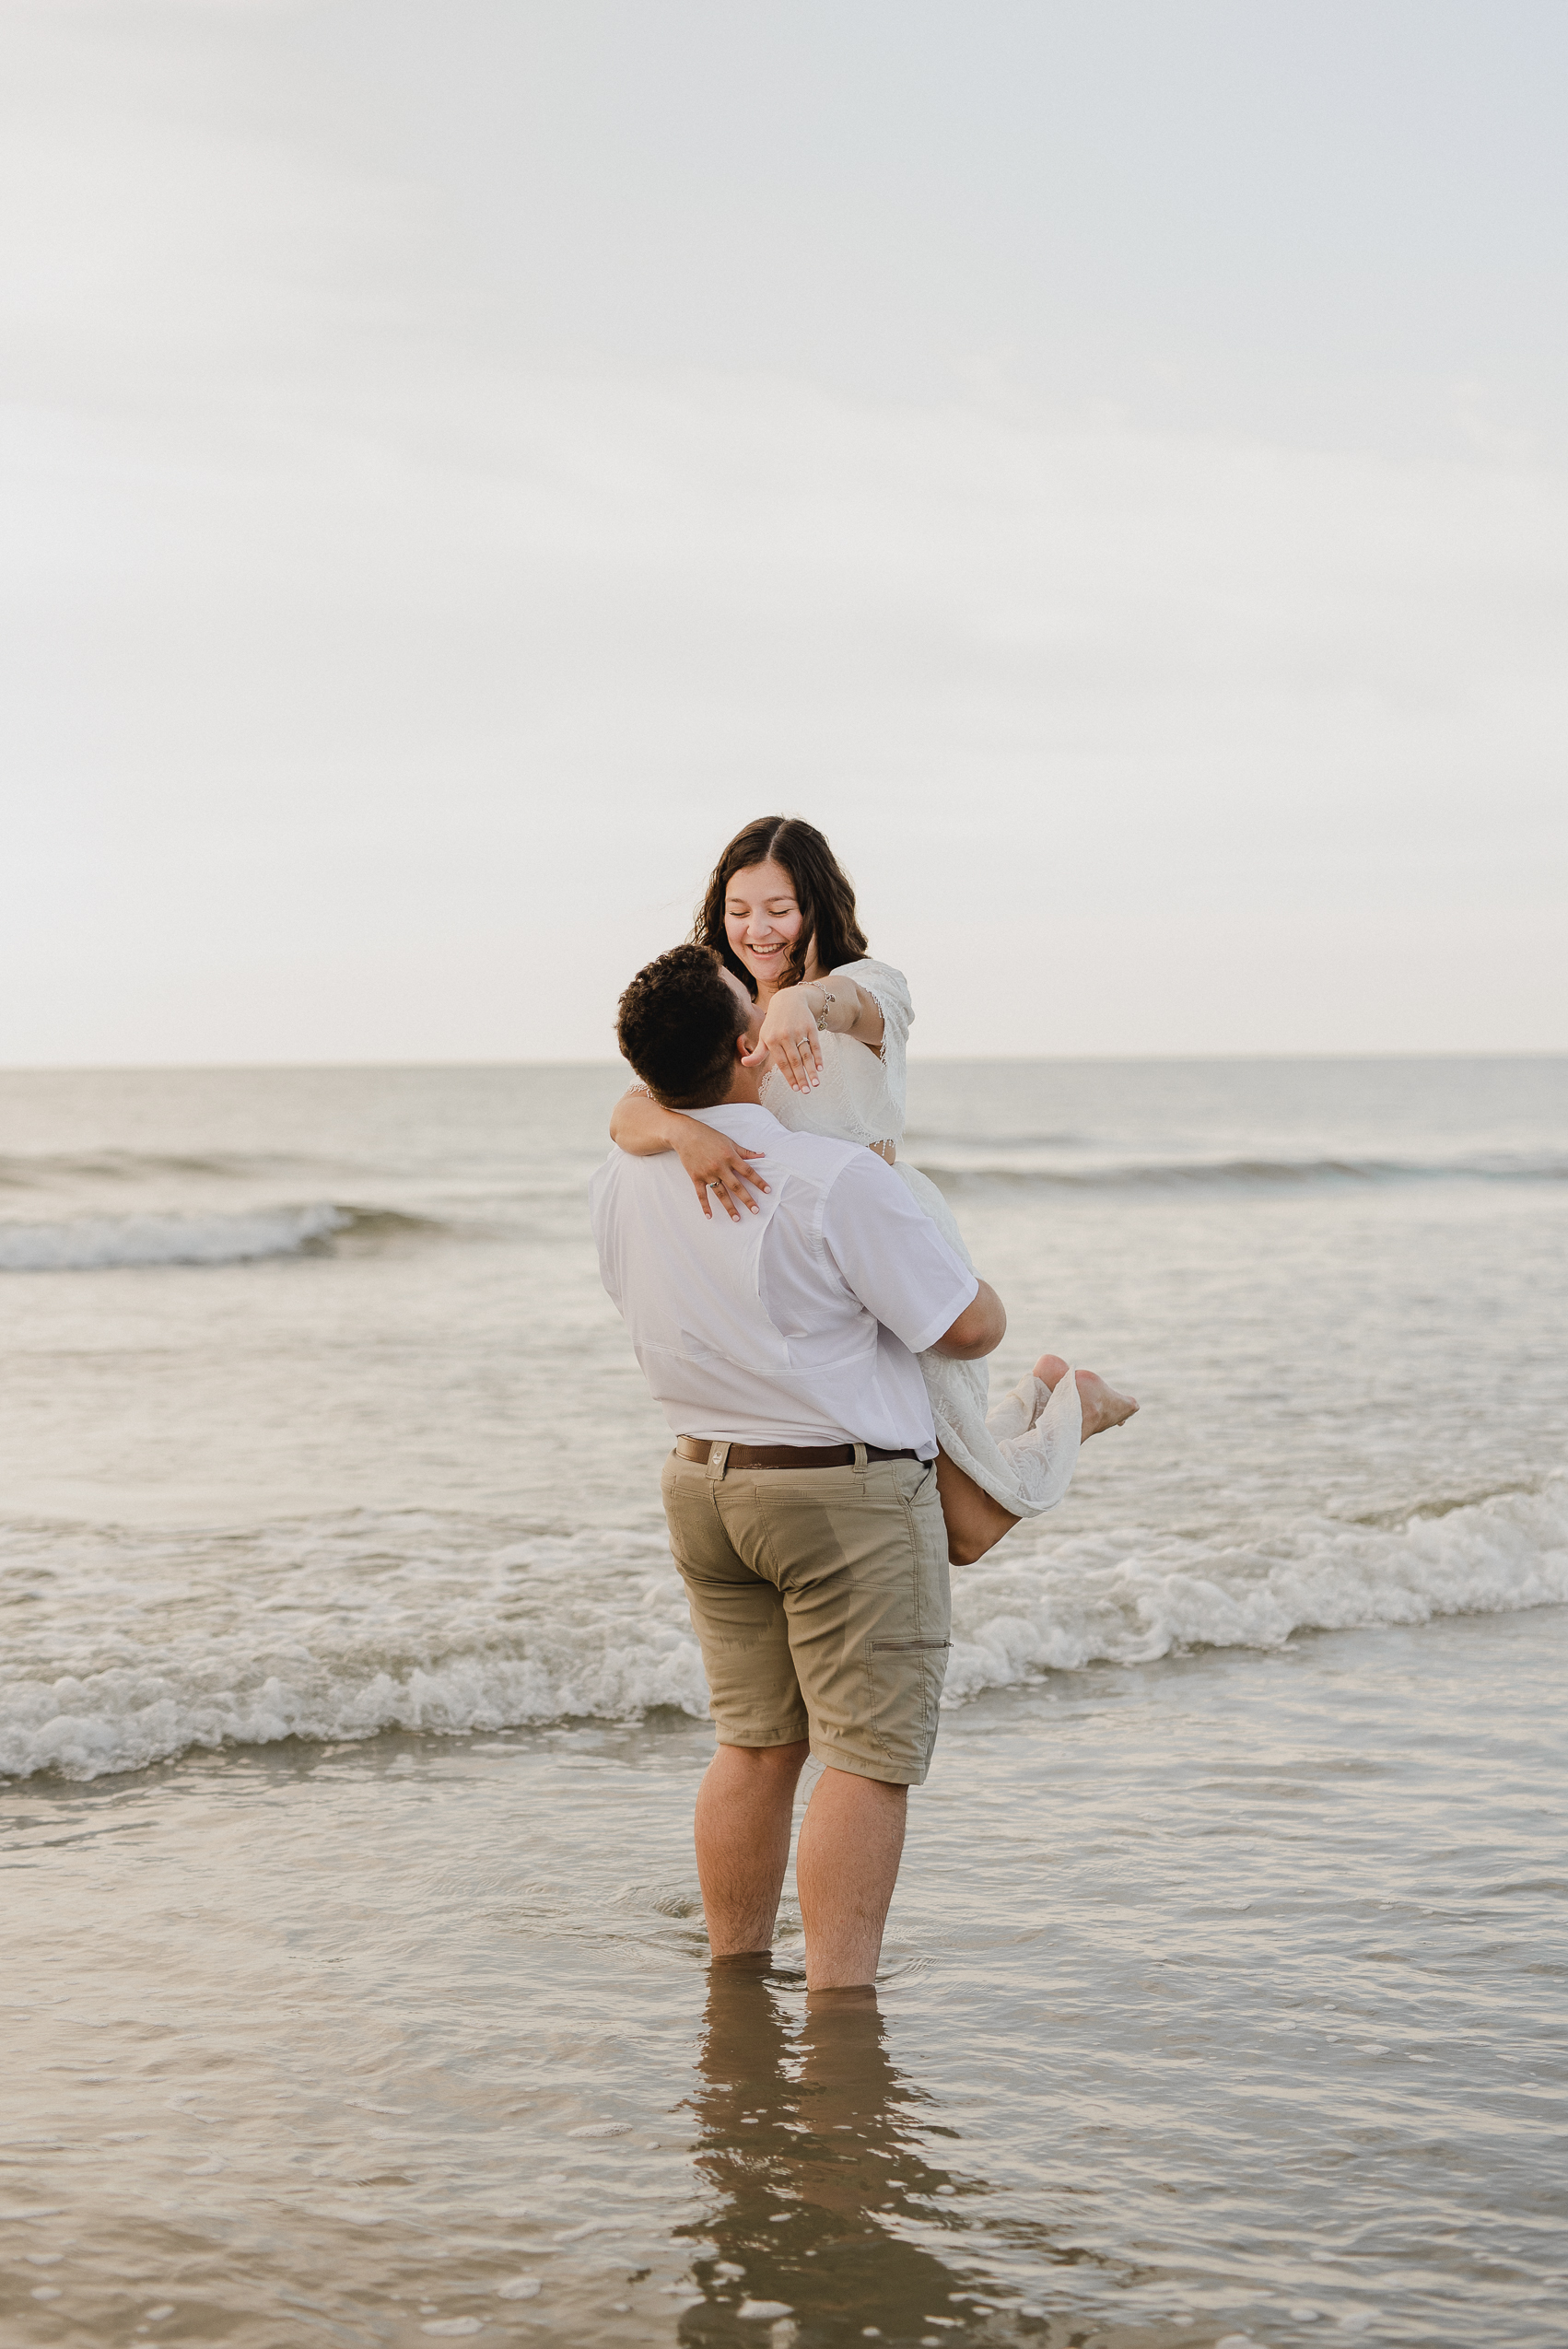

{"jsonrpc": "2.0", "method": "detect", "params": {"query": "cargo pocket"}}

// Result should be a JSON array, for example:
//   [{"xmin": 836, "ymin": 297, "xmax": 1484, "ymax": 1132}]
[{"xmin": 867, "ymin": 1638, "xmax": 952, "ymax": 1774}]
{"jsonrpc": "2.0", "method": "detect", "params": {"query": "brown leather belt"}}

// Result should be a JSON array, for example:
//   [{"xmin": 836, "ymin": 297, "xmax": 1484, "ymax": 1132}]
[{"xmin": 674, "ymin": 1435, "xmax": 923, "ymax": 1471}]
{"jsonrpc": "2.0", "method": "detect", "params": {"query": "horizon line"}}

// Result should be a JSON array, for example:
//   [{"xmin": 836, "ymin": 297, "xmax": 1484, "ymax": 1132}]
[{"xmin": 3, "ymin": 1048, "xmax": 1566, "ymax": 1078}]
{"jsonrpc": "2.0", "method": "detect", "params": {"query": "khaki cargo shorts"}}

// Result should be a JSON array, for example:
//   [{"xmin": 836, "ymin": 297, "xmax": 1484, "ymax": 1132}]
[{"xmin": 661, "ymin": 1445, "xmax": 952, "ymax": 1786}]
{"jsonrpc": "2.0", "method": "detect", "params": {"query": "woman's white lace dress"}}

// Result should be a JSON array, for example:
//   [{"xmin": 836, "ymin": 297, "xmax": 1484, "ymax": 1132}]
[{"xmin": 758, "ymin": 959, "xmax": 1080, "ymax": 1516}]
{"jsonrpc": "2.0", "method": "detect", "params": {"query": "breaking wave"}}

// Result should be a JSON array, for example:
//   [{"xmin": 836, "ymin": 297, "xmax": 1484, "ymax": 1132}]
[
  {"xmin": 3, "ymin": 1481, "xmax": 1564, "ymax": 1782},
  {"xmin": 942, "ymin": 1476, "xmax": 1568, "ymax": 1697},
  {"xmin": 0, "ymin": 1203, "xmax": 432, "ymax": 1271}
]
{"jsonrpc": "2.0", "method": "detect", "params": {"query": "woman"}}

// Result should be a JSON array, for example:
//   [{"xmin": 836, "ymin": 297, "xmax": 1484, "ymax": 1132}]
[{"xmin": 609, "ymin": 816, "xmax": 1137, "ymax": 1564}]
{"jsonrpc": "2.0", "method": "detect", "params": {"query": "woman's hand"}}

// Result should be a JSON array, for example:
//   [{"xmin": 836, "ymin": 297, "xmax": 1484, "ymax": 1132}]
[
  {"xmin": 610, "ymin": 1089, "xmax": 768, "ymax": 1221},
  {"xmin": 743, "ymin": 984, "xmax": 823, "ymax": 1093},
  {"xmin": 671, "ymin": 1123, "xmax": 770, "ymax": 1222}
]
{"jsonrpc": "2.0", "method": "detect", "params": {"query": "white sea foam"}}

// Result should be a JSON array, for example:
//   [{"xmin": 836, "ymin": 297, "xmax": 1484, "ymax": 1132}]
[
  {"xmin": 944, "ymin": 1477, "xmax": 1568, "ymax": 1698},
  {"xmin": 0, "ymin": 1524, "xmax": 708, "ymax": 1781},
  {"xmin": 0, "ymin": 1203, "xmax": 427, "ymax": 1271},
  {"xmin": 0, "ymin": 1616, "xmax": 709, "ymax": 1781},
  {"xmin": 0, "ymin": 1203, "xmax": 349, "ymax": 1271},
  {"xmin": 1, "ymin": 1483, "xmax": 1563, "ymax": 1782}
]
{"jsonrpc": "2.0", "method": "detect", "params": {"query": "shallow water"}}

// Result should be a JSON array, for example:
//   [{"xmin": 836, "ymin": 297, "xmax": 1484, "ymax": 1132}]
[
  {"xmin": 4, "ymin": 1059, "xmax": 1566, "ymax": 1780},
  {"xmin": 3, "ymin": 1057, "xmax": 1567, "ymax": 2345},
  {"xmin": 5, "ymin": 1612, "xmax": 1564, "ymax": 2347}
]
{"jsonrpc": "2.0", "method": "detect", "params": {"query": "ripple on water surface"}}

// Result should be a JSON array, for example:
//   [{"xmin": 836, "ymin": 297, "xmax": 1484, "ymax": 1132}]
[{"xmin": 2, "ymin": 1607, "xmax": 1564, "ymax": 2348}]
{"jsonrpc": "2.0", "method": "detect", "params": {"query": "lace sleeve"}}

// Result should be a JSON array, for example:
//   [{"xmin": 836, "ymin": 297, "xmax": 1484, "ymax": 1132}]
[{"xmin": 832, "ymin": 958, "xmax": 912, "ymax": 1130}]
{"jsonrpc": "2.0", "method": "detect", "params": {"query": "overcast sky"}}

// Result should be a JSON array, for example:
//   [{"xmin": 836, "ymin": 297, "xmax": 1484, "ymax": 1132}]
[{"xmin": 3, "ymin": 0, "xmax": 1564, "ymax": 1063}]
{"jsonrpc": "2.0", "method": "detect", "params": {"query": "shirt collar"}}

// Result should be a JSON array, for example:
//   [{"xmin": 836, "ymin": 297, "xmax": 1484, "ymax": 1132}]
[{"xmin": 685, "ymin": 1102, "xmax": 785, "ymax": 1140}]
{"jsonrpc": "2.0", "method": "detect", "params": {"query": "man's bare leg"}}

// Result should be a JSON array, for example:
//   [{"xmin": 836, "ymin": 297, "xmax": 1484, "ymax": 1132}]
[
  {"xmin": 794, "ymin": 1766, "xmax": 907, "ymax": 1991},
  {"xmin": 694, "ymin": 1740, "xmax": 810, "ymax": 1957},
  {"xmin": 937, "ymin": 1351, "xmax": 1141, "ymax": 1566}
]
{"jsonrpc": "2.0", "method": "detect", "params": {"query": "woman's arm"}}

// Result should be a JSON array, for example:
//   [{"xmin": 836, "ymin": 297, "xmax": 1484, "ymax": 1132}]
[
  {"xmin": 742, "ymin": 978, "xmax": 885, "ymax": 1093},
  {"xmin": 608, "ymin": 1088, "xmax": 770, "ymax": 1222}
]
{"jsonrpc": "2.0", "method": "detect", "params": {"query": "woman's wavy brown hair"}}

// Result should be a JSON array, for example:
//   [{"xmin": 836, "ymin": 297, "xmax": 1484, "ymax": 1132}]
[{"xmin": 694, "ymin": 817, "xmax": 869, "ymax": 998}]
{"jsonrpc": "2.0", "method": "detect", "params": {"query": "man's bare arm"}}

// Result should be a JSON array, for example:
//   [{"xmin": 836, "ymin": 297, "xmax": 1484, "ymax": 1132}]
[{"xmin": 928, "ymin": 1280, "xmax": 1006, "ymax": 1361}]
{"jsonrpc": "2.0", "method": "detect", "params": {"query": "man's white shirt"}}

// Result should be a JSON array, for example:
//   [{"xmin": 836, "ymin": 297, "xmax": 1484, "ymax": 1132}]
[{"xmin": 590, "ymin": 1103, "xmax": 977, "ymax": 1452}]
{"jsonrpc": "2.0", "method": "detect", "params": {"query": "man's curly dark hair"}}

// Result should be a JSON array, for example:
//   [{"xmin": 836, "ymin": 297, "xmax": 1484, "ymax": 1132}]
[{"xmin": 615, "ymin": 943, "xmax": 749, "ymax": 1108}]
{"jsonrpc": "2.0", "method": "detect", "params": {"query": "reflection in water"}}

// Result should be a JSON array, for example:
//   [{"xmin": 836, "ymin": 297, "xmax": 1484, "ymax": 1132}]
[{"xmin": 677, "ymin": 1958, "xmax": 1007, "ymax": 2348}]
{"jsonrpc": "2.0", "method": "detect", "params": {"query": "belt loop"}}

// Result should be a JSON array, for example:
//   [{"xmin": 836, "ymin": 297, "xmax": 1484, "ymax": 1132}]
[
  {"xmin": 706, "ymin": 1441, "xmax": 731, "ymax": 1482},
  {"xmin": 852, "ymin": 1441, "xmax": 868, "ymax": 1474}
]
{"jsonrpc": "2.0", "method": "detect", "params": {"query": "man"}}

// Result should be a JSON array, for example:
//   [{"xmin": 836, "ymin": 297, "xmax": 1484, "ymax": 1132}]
[{"xmin": 590, "ymin": 943, "xmax": 1006, "ymax": 1992}]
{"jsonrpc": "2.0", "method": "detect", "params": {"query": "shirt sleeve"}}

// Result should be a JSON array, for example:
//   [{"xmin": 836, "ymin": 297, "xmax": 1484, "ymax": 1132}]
[{"xmin": 818, "ymin": 1151, "xmax": 978, "ymax": 1356}]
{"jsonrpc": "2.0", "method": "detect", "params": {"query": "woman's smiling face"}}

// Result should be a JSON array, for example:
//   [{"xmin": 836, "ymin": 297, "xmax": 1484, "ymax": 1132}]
[{"xmin": 723, "ymin": 858, "xmax": 813, "ymax": 992}]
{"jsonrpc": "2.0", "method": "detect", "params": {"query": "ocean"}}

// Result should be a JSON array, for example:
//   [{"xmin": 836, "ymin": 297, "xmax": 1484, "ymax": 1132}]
[{"xmin": 3, "ymin": 1057, "xmax": 1565, "ymax": 2349}]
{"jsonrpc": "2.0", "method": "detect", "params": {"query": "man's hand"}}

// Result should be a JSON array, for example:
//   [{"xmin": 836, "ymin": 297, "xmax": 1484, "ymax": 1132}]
[{"xmin": 930, "ymin": 1279, "xmax": 1006, "ymax": 1361}]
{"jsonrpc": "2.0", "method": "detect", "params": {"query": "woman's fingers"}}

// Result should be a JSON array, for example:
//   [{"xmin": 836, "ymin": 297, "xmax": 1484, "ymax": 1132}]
[
  {"xmin": 715, "ymin": 1163, "xmax": 764, "ymax": 1219},
  {"xmin": 757, "ymin": 1023, "xmax": 823, "ymax": 1091},
  {"xmin": 721, "ymin": 1149, "xmax": 769, "ymax": 1193},
  {"xmin": 693, "ymin": 1167, "xmax": 740, "ymax": 1222},
  {"xmin": 690, "ymin": 1159, "xmax": 769, "ymax": 1221},
  {"xmin": 690, "ymin": 1170, "xmax": 716, "ymax": 1219},
  {"xmin": 775, "ymin": 1034, "xmax": 804, "ymax": 1089},
  {"xmin": 730, "ymin": 1154, "xmax": 769, "ymax": 1209}
]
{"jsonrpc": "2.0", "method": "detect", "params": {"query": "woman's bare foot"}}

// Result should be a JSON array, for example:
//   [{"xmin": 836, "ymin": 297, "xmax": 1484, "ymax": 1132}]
[{"xmin": 1033, "ymin": 1352, "xmax": 1140, "ymax": 1441}]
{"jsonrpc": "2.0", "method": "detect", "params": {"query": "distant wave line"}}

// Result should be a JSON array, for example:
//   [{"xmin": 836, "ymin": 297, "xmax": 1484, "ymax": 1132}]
[
  {"xmin": 910, "ymin": 1151, "xmax": 1568, "ymax": 1190},
  {"xmin": 0, "ymin": 1149, "xmax": 310, "ymax": 1188}
]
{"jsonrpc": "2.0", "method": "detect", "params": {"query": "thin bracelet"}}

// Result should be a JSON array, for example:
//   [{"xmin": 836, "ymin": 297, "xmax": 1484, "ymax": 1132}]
[{"xmin": 809, "ymin": 984, "xmax": 837, "ymax": 1031}]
